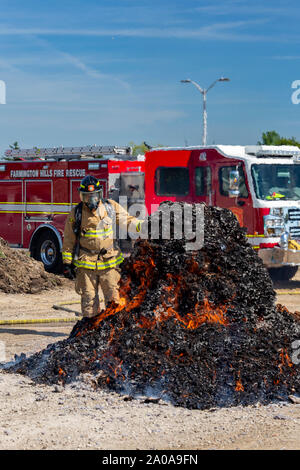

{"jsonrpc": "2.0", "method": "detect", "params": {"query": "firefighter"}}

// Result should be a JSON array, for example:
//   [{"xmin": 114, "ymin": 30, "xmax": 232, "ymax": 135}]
[{"xmin": 62, "ymin": 175, "xmax": 142, "ymax": 318}]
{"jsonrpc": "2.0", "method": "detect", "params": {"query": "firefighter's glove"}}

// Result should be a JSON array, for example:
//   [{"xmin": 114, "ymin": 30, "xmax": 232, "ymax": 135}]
[
  {"xmin": 138, "ymin": 220, "xmax": 149, "ymax": 239},
  {"xmin": 63, "ymin": 264, "xmax": 76, "ymax": 280}
]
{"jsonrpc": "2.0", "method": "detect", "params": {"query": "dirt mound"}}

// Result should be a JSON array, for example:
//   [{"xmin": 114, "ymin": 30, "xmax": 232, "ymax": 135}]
[
  {"xmin": 5, "ymin": 203, "xmax": 300, "ymax": 409},
  {"xmin": 0, "ymin": 238, "xmax": 62, "ymax": 293}
]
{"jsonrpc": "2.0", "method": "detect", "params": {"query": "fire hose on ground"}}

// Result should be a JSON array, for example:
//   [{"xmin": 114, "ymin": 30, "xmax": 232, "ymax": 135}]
[
  {"xmin": 275, "ymin": 290, "xmax": 300, "ymax": 295},
  {"xmin": 0, "ymin": 301, "xmax": 82, "ymax": 325}
]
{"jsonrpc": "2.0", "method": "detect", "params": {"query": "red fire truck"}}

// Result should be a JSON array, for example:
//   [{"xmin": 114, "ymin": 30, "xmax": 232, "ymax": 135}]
[
  {"xmin": 0, "ymin": 145, "xmax": 145, "ymax": 273},
  {"xmin": 144, "ymin": 145, "xmax": 300, "ymax": 280}
]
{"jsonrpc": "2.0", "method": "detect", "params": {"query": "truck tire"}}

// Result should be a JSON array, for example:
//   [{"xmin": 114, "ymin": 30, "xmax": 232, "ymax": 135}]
[
  {"xmin": 34, "ymin": 231, "xmax": 63, "ymax": 273},
  {"xmin": 268, "ymin": 266, "xmax": 298, "ymax": 281}
]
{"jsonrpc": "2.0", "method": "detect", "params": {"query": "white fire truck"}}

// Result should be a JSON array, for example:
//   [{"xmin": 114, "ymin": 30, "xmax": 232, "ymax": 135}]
[
  {"xmin": 144, "ymin": 144, "xmax": 300, "ymax": 280},
  {"xmin": 0, "ymin": 145, "xmax": 145, "ymax": 272}
]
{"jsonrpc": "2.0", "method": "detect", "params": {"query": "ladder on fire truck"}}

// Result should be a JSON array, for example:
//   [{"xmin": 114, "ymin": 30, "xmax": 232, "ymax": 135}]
[{"xmin": 4, "ymin": 145, "xmax": 132, "ymax": 161}]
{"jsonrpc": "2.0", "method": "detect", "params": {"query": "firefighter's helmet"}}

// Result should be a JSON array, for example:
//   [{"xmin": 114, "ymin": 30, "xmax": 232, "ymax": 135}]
[{"xmin": 78, "ymin": 175, "xmax": 103, "ymax": 211}]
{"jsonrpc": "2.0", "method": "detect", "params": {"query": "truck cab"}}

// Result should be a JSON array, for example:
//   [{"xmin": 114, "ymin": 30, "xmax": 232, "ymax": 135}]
[{"xmin": 145, "ymin": 145, "xmax": 300, "ymax": 279}]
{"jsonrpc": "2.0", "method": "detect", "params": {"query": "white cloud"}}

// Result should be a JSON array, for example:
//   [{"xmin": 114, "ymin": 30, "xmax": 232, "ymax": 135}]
[
  {"xmin": 0, "ymin": 34, "xmax": 131, "ymax": 90},
  {"xmin": 0, "ymin": 19, "xmax": 278, "ymax": 43},
  {"xmin": 59, "ymin": 52, "xmax": 131, "ymax": 89}
]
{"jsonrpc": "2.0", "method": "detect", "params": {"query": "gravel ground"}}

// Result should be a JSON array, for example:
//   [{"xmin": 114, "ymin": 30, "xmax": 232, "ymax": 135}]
[
  {"xmin": 0, "ymin": 272, "xmax": 300, "ymax": 450},
  {"xmin": 1, "ymin": 371, "xmax": 300, "ymax": 450}
]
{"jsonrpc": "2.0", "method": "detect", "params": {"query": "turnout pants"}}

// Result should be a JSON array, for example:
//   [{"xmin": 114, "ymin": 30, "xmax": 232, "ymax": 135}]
[{"xmin": 75, "ymin": 267, "xmax": 121, "ymax": 318}]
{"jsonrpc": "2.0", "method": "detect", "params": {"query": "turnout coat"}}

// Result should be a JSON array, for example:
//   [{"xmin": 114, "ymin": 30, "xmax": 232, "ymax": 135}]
[{"xmin": 62, "ymin": 199, "xmax": 141, "ymax": 271}]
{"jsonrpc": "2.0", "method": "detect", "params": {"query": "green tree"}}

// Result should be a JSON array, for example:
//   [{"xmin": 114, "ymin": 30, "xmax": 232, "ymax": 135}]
[
  {"xmin": 9, "ymin": 141, "xmax": 20, "ymax": 149},
  {"xmin": 129, "ymin": 141, "xmax": 151, "ymax": 157},
  {"xmin": 277, "ymin": 136, "xmax": 300, "ymax": 147},
  {"xmin": 258, "ymin": 131, "xmax": 300, "ymax": 147},
  {"xmin": 129, "ymin": 141, "xmax": 164, "ymax": 157}
]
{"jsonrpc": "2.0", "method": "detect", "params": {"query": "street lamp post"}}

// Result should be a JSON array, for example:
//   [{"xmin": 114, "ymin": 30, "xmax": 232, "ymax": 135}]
[{"xmin": 180, "ymin": 77, "xmax": 230, "ymax": 146}]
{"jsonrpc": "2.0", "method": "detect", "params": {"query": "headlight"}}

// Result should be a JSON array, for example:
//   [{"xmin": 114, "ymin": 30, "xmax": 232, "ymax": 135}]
[
  {"xmin": 270, "ymin": 208, "xmax": 284, "ymax": 217},
  {"xmin": 265, "ymin": 218, "xmax": 284, "ymax": 227},
  {"xmin": 264, "ymin": 215, "xmax": 285, "ymax": 237}
]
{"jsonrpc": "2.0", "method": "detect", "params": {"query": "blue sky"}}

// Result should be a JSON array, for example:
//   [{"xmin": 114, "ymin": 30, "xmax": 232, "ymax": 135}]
[{"xmin": 1, "ymin": 0, "xmax": 300, "ymax": 154}]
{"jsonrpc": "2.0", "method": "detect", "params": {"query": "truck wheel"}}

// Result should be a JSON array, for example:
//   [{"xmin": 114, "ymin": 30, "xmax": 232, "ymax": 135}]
[
  {"xmin": 268, "ymin": 266, "xmax": 298, "ymax": 281},
  {"xmin": 34, "ymin": 231, "xmax": 63, "ymax": 273}
]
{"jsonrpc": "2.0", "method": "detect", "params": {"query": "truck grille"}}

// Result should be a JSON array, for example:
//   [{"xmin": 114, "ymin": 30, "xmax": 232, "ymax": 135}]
[
  {"xmin": 288, "ymin": 208, "xmax": 300, "ymax": 221},
  {"xmin": 290, "ymin": 227, "xmax": 300, "ymax": 238},
  {"xmin": 288, "ymin": 208, "xmax": 300, "ymax": 239}
]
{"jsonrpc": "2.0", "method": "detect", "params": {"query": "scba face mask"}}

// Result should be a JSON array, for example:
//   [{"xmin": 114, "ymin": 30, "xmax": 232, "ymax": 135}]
[{"xmin": 80, "ymin": 191, "xmax": 102, "ymax": 211}]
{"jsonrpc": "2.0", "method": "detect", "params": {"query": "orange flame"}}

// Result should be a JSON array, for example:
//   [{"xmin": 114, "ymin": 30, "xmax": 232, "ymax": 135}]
[
  {"xmin": 109, "ymin": 360, "xmax": 124, "ymax": 377},
  {"xmin": 235, "ymin": 371, "xmax": 244, "ymax": 392},
  {"xmin": 136, "ymin": 297, "xmax": 229, "ymax": 330},
  {"xmin": 76, "ymin": 244, "xmax": 232, "ymax": 338},
  {"xmin": 278, "ymin": 347, "xmax": 293, "ymax": 374},
  {"xmin": 184, "ymin": 300, "xmax": 229, "ymax": 328}
]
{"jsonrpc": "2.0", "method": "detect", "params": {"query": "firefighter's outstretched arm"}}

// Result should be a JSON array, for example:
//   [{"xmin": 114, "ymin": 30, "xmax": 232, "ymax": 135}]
[{"xmin": 110, "ymin": 200, "xmax": 143, "ymax": 235}]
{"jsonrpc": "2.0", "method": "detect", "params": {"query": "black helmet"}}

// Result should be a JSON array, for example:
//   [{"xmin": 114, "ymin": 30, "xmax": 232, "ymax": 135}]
[
  {"xmin": 79, "ymin": 175, "xmax": 102, "ymax": 193},
  {"xmin": 78, "ymin": 175, "xmax": 103, "ymax": 211}
]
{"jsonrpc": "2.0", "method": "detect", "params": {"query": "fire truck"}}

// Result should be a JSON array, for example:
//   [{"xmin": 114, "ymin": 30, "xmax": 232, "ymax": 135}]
[
  {"xmin": 144, "ymin": 144, "xmax": 300, "ymax": 280},
  {"xmin": 0, "ymin": 145, "xmax": 145, "ymax": 273}
]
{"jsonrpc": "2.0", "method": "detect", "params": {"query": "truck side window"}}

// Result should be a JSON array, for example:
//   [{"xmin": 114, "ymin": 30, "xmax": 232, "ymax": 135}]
[
  {"xmin": 219, "ymin": 166, "xmax": 248, "ymax": 198},
  {"xmin": 155, "ymin": 167, "xmax": 190, "ymax": 196},
  {"xmin": 195, "ymin": 167, "xmax": 211, "ymax": 196}
]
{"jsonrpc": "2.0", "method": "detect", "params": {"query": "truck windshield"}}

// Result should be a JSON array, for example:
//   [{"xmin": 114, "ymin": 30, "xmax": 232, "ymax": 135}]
[{"xmin": 251, "ymin": 164, "xmax": 300, "ymax": 201}]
